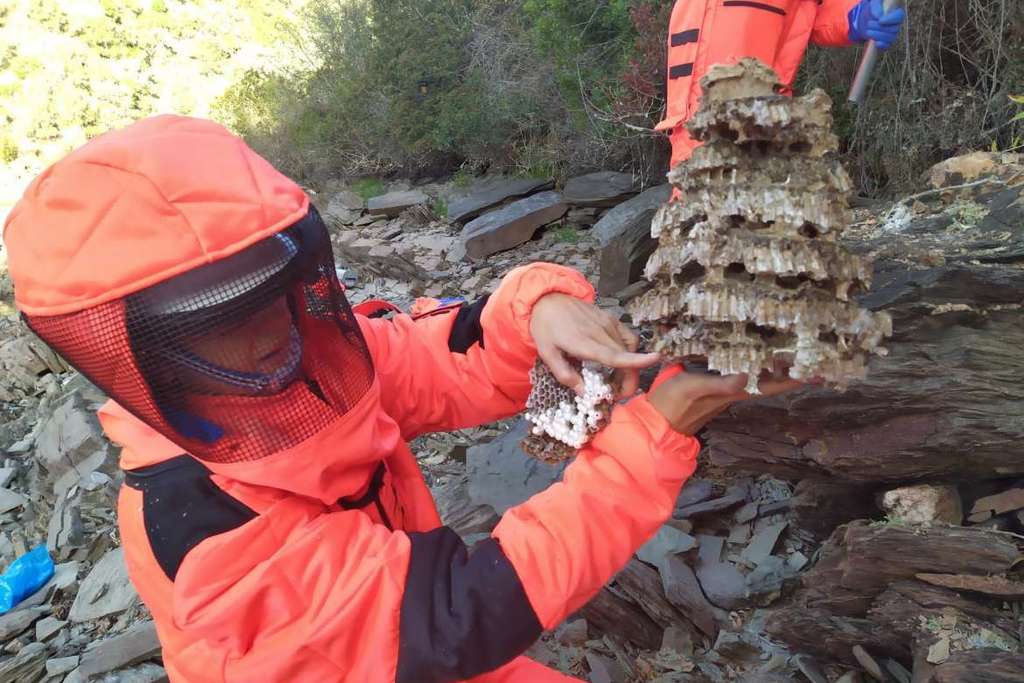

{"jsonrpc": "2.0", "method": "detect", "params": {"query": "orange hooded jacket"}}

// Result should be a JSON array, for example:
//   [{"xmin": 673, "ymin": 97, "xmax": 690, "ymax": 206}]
[
  {"xmin": 4, "ymin": 116, "xmax": 700, "ymax": 682},
  {"xmin": 657, "ymin": 0, "xmax": 859, "ymax": 169}
]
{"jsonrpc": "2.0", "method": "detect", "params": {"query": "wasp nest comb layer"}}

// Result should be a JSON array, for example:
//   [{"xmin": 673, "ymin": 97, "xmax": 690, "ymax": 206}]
[
  {"xmin": 629, "ymin": 59, "xmax": 891, "ymax": 393},
  {"xmin": 522, "ymin": 359, "xmax": 616, "ymax": 464}
]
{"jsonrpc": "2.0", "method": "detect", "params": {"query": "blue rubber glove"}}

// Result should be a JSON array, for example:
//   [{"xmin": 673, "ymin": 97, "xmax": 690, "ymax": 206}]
[{"xmin": 847, "ymin": 0, "xmax": 906, "ymax": 50}]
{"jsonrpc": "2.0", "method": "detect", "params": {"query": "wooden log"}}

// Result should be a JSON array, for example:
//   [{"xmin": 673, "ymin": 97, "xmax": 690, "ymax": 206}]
[
  {"xmin": 705, "ymin": 183, "xmax": 1024, "ymax": 482},
  {"xmin": 867, "ymin": 589, "xmax": 1016, "ymax": 647},
  {"xmin": 914, "ymin": 573, "xmax": 1024, "ymax": 601},
  {"xmin": 614, "ymin": 560, "xmax": 690, "ymax": 632},
  {"xmin": 578, "ymin": 586, "xmax": 663, "ymax": 651},
  {"xmin": 764, "ymin": 607, "xmax": 909, "ymax": 665},
  {"xmin": 877, "ymin": 580, "xmax": 1019, "ymax": 638},
  {"xmin": 837, "ymin": 523, "xmax": 1019, "ymax": 593},
  {"xmin": 929, "ymin": 649, "xmax": 1024, "ymax": 682}
]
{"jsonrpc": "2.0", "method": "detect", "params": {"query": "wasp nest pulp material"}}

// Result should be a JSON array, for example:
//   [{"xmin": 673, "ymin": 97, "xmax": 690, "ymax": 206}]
[
  {"xmin": 522, "ymin": 359, "xmax": 615, "ymax": 464},
  {"xmin": 629, "ymin": 59, "xmax": 891, "ymax": 393}
]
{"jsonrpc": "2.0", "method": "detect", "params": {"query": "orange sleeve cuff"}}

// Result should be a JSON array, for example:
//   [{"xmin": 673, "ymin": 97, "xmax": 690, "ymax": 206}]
[{"xmin": 482, "ymin": 263, "xmax": 595, "ymax": 353}]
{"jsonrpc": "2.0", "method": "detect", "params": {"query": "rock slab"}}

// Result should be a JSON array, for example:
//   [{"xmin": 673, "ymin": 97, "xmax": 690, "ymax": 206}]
[
  {"xmin": 448, "ymin": 177, "xmax": 553, "ymax": 224},
  {"xmin": 562, "ymin": 171, "xmax": 639, "ymax": 207},
  {"xmin": 367, "ymin": 190, "xmax": 429, "ymax": 217},
  {"xmin": 69, "ymin": 548, "xmax": 138, "ymax": 622},
  {"xmin": 592, "ymin": 184, "xmax": 671, "ymax": 247},
  {"xmin": 467, "ymin": 420, "xmax": 566, "ymax": 515},
  {"xmin": 461, "ymin": 191, "xmax": 567, "ymax": 260},
  {"xmin": 79, "ymin": 621, "xmax": 161, "ymax": 678}
]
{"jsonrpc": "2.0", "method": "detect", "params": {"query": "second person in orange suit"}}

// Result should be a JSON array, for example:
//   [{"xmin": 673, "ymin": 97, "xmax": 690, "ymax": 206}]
[{"xmin": 657, "ymin": 0, "xmax": 907, "ymax": 170}]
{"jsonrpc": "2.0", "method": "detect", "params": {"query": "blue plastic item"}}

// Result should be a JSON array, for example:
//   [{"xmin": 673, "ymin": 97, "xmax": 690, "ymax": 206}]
[{"xmin": 0, "ymin": 545, "xmax": 55, "ymax": 614}]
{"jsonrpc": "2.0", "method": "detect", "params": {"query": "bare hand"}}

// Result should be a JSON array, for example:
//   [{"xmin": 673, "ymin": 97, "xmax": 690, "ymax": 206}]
[
  {"xmin": 648, "ymin": 365, "xmax": 805, "ymax": 435},
  {"xmin": 530, "ymin": 293, "xmax": 659, "ymax": 397}
]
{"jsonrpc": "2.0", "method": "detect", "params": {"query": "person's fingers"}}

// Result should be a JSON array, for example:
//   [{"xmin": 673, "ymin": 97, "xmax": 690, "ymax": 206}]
[
  {"xmin": 616, "ymin": 368, "xmax": 639, "ymax": 398},
  {"xmin": 754, "ymin": 376, "xmax": 805, "ymax": 398},
  {"xmin": 575, "ymin": 340, "xmax": 661, "ymax": 369},
  {"xmin": 615, "ymin": 321, "xmax": 640, "ymax": 353},
  {"xmin": 538, "ymin": 344, "xmax": 582, "ymax": 393},
  {"xmin": 704, "ymin": 372, "xmax": 750, "ymax": 396}
]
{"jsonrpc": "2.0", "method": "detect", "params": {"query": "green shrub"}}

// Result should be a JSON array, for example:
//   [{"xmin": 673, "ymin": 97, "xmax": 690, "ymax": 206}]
[
  {"xmin": 431, "ymin": 197, "xmax": 448, "ymax": 219},
  {"xmin": 351, "ymin": 178, "xmax": 386, "ymax": 201}
]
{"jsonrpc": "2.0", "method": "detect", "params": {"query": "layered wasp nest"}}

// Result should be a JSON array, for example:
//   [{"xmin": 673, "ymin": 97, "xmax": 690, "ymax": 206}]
[
  {"xmin": 522, "ymin": 359, "xmax": 616, "ymax": 464},
  {"xmin": 629, "ymin": 59, "xmax": 891, "ymax": 393}
]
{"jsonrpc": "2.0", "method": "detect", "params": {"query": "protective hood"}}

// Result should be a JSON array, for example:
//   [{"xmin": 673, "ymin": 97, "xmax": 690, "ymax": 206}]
[{"xmin": 4, "ymin": 115, "xmax": 390, "ymax": 503}]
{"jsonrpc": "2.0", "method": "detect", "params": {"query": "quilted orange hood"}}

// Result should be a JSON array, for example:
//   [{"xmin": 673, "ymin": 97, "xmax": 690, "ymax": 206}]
[{"xmin": 3, "ymin": 115, "xmax": 309, "ymax": 316}]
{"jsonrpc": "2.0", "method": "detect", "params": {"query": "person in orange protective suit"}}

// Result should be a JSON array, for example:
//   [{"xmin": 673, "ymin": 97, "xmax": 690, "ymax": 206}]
[
  {"xmin": 657, "ymin": 0, "xmax": 907, "ymax": 170},
  {"xmin": 4, "ymin": 115, "xmax": 802, "ymax": 683}
]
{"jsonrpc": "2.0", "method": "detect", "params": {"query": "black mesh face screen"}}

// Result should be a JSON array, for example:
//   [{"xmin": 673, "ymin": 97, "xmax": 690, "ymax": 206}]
[{"xmin": 25, "ymin": 208, "xmax": 375, "ymax": 464}]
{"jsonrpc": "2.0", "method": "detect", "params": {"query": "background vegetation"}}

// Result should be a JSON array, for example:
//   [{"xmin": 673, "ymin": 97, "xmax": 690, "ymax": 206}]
[{"xmin": 1, "ymin": 0, "xmax": 1022, "ymax": 207}]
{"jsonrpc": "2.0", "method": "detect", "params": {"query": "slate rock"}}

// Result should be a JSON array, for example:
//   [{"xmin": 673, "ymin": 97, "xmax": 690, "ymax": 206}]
[
  {"xmin": 467, "ymin": 419, "xmax": 566, "ymax": 515},
  {"xmin": 69, "ymin": 548, "xmax": 138, "ymax": 622},
  {"xmin": 661, "ymin": 625, "xmax": 695, "ymax": 657},
  {"xmin": 333, "ymin": 189, "xmax": 366, "ymax": 212},
  {"xmin": 461, "ymin": 191, "xmax": 567, "ymax": 260},
  {"xmin": 0, "ymin": 606, "xmax": 47, "ymax": 641},
  {"xmin": 852, "ymin": 645, "xmax": 886, "ymax": 682},
  {"xmin": 34, "ymin": 615, "xmax": 66, "ymax": 641},
  {"xmin": 48, "ymin": 490, "xmax": 85, "ymax": 559},
  {"xmin": 695, "ymin": 536, "xmax": 747, "ymax": 610},
  {"xmin": 676, "ymin": 478, "xmax": 715, "ymax": 509},
  {"xmin": 0, "ymin": 641, "xmax": 45, "ymax": 682},
  {"xmin": 586, "ymin": 652, "xmax": 625, "ymax": 683},
  {"xmin": 84, "ymin": 663, "xmax": 169, "ymax": 683},
  {"xmin": 46, "ymin": 656, "xmax": 79, "ymax": 677},
  {"xmin": 593, "ymin": 184, "xmax": 671, "ymax": 246},
  {"xmin": 793, "ymin": 654, "xmax": 829, "ymax": 683},
  {"xmin": 366, "ymin": 190, "xmax": 429, "ymax": 217},
  {"xmin": 636, "ymin": 525, "xmax": 697, "ymax": 571},
  {"xmin": 79, "ymin": 621, "xmax": 161, "ymax": 678},
  {"xmin": 322, "ymin": 191, "xmax": 364, "ymax": 227},
  {"xmin": 448, "ymin": 177, "xmax": 553, "ymax": 224},
  {"xmin": 739, "ymin": 522, "xmax": 788, "ymax": 567},
  {"xmin": 430, "ymin": 473, "xmax": 499, "ymax": 538},
  {"xmin": 34, "ymin": 391, "xmax": 115, "ymax": 494},
  {"xmin": 0, "ymin": 468, "xmax": 16, "ymax": 488},
  {"xmin": 661, "ymin": 555, "xmax": 723, "ymax": 638},
  {"xmin": 677, "ymin": 480, "xmax": 751, "ymax": 519},
  {"xmin": 0, "ymin": 488, "xmax": 26, "ymax": 514},
  {"xmin": 562, "ymin": 171, "xmax": 639, "ymax": 208},
  {"xmin": 745, "ymin": 555, "xmax": 794, "ymax": 604}
]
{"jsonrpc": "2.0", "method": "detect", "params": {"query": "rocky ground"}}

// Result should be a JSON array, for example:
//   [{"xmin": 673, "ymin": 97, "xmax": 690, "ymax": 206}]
[{"xmin": 0, "ymin": 153, "xmax": 1022, "ymax": 682}]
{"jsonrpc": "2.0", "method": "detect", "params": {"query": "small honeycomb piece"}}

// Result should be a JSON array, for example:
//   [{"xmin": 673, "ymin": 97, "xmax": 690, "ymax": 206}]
[
  {"xmin": 522, "ymin": 359, "xmax": 616, "ymax": 463},
  {"xmin": 629, "ymin": 58, "xmax": 891, "ymax": 393}
]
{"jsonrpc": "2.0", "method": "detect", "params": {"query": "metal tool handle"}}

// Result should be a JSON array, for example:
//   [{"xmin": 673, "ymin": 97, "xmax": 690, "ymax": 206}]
[{"xmin": 847, "ymin": 0, "xmax": 904, "ymax": 104}]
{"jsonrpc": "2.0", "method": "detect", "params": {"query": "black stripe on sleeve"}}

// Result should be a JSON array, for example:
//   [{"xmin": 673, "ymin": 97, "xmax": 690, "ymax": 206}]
[
  {"xmin": 125, "ymin": 455, "xmax": 257, "ymax": 581},
  {"xmin": 723, "ymin": 0, "xmax": 787, "ymax": 15},
  {"xmin": 396, "ymin": 528, "xmax": 542, "ymax": 683},
  {"xmin": 671, "ymin": 29, "xmax": 699, "ymax": 46},
  {"xmin": 669, "ymin": 63, "xmax": 694, "ymax": 79},
  {"xmin": 447, "ymin": 295, "xmax": 490, "ymax": 353}
]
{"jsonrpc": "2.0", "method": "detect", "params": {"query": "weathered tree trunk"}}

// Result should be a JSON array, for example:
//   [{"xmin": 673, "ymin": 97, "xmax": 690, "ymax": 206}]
[
  {"xmin": 930, "ymin": 650, "xmax": 1024, "ymax": 682},
  {"xmin": 765, "ymin": 520, "xmax": 1024, "ymax": 668},
  {"xmin": 706, "ymin": 183, "xmax": 1024, "ymax": 483},
  {"xmin": 578, "ymin": 586, "xmax": 664, "ymax": 651}
]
